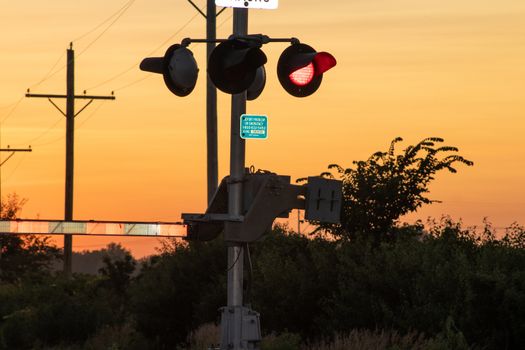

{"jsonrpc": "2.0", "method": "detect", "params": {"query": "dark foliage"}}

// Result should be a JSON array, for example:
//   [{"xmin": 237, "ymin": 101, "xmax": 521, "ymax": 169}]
[
  {"xmin": 72, "ymin": 242, "xmax": 133, "ymax": 275},
  {"xmin": 0, "ymin": 245, "xmax": 140, "ymax": 349},
  {"xmin": 325, "ymin": 219, "xmax": 525, "ymax": 349},
  {"xmin": 98, "ymin": 245, "xmax": 136, "ymax": 296},
  {"xmin": 130, "ymin": 239, "xmax": 226, "ymax": 349},
  {"xmin": 0, "ymin": 193, "xmax": 60, "ymax": 283},
  {"xmin": 312, "ymin": 137, "xmax": 473, "ymax": 242},
  {"xmin": 3, "ymin": 139, "xmax": 525, "ymax": 350},
  {"xmin": 0, "ymin": 275, "xmax": 112, "ymax": 349},
  {"xmin": 249, "ymin": 226, "xmax": 339, "ymax": 340},
  {"xmin": 1, "ymin": 222, "xmax": 524, "ymax": 349},
  {"xmin": 127, "ymin": 221, "xmax": 525, "ymax": 349}
]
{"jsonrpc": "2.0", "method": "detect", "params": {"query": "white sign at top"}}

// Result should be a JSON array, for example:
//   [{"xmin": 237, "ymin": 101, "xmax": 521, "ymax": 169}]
[{"xmin": 215, "ymin": 0, "xmax": 278, "ymax": 10}]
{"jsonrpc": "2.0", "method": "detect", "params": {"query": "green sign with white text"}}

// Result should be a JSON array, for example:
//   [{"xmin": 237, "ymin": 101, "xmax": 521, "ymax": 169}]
[{"xmin": 240, "ymin": 114, "xmax": 268, "ymax": 139}]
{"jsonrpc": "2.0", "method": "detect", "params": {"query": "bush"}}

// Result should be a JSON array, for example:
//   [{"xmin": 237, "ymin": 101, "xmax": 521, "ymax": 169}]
[
  {"xmin": 131, "ymin": 239, "xmax": 226, "ymax": 348},
  {"xmin": 261, "ymin": 332, "xmax": 301, "ymax": 350},
  {"xmin": 186, "ymin": 323, "xmax": 220, "ymax": 350},
  {"xmin": 0, "ymin": 275, "xmax": 117, "ymax": 349}
]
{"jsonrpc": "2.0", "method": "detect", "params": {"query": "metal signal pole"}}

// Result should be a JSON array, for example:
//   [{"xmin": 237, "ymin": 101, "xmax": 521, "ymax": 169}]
[
  {"xmin": 222, "ymin": 8, "xmax": 249, "ymax": 350},
  {"xmin": 186, "ymin": 4, "xmax": 260, "ymax": 349},
  {"xmin": 26, "ymin": 43, "xmax": 115, "ymax": 277}
]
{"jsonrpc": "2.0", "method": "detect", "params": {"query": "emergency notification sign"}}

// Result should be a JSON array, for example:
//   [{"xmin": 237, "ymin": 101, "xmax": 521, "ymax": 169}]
[
  {"xmin": 215, "ymin": 0, "xmax": 278, "ymax": 10},
  {"xmin": 240, "ymin": 114, "xmax": 268, "ymax": 139}
]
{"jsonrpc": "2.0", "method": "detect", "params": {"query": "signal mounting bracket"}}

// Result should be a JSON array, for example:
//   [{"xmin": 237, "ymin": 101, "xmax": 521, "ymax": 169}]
[{"xmin": 181, "ymin": 35, "xmax": 299, "ymax": 47}]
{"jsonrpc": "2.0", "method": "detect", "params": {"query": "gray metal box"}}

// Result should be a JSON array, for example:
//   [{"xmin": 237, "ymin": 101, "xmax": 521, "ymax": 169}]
[{"xmin": 305, "ymin": 176, "xmax": 343, "ymax": 223}]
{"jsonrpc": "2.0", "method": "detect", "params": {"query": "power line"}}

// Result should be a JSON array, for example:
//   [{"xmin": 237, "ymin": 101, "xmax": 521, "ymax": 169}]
[
  {"xmin": 77, "ymin": 0, "xmax": 137, "ymax": 57},
  {"xmin": 28, "ymin": 51, "xmax": 67, "ymax": 90},
  {"xmin": 17, "ymin": 117, "xmax": 64, "ymax": 146},
  {"xmin": 83, "ymin": 3, "xmax": 225, "ymax": 92},
  {"xmin": 85, "ymin": 9, "xmax": 203, "ymax": 91},
  {"xmin": 2, "ymin": 152, "xmax": 29, "ymax": 182},
  {"xmin": 76, "ymin": 101, "xmax": 107, "ymax": 128},
  {"xmin": 15, "ymin": 100, "xmax": 107, "ymax": 148},
  {"xmin": 218, "ymin": 11, "xmax": 233, "ymax": 29},
  {"xmin": 6, "ymin": 2, "xmax": 220, "ymax": 122},
  {"xmin": 0, "ymin": 101, "xmax": 21, "ymax": 110},
  {"xmin": 0, "ymin": 96, "xmax": 24, "ymax": 124},
  {"xmin": 25, "ymin": 134, "xmax": 64, "ymax": 148},
  {"xmin": 72, "ymin": 0, "xmax": 136, "ymax": 43},
  {"xmin": 113, "ymin": 75, "xmax": 153, "ymax": 92},
  {"xmin": 11, "ymin": 0, "xmax": 133, "ymax": 145},
  {"xmin": 2, "ymin": 5, "xmax": 210, "ymax": 155},
  {"xmin": 8, "ymin": 94, "xmax": 107, "ymax": 149},
  {"xmin": 21, "ymin": 1, "xmax": 135, "ymax": 93}
]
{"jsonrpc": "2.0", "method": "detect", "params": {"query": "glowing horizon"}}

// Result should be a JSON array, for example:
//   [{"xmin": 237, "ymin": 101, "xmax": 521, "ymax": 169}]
[{"xmin": 1, "ymin": 0, "xmax": 524, "ymax": 257}]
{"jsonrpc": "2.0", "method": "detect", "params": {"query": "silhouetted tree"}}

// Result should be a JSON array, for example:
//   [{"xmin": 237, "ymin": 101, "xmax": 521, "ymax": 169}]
[
  {"xmin": 98, "ymin": 244, "xmax": 136, "ymax": 296},
  {"xmin": 131, "ymin": 239, "xmax": 226, "ymax": 348},
  {"xmin": 0, "ymin": 193, "xmax": 60, "ymax": 283},
  {"xmin": 0, "ymin": 193, "xmax": 26, "ymax": 219},
  {"xmin": 312, "ymin": 137, "xmax": 473, "ymax": 242}
]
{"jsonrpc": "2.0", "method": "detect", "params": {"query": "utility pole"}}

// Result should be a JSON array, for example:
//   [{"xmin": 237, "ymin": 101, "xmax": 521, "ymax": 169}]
[
  {"xmin": 206, "ymin": 0, "xmax": 218, "ymax": 204},
  {"xmin": 26, "ymin": 43, "xmax": 115, "ymax": 277},
  {"xmin": 187, "ymin": 0, "xmax": 226, "ymax": 204}
]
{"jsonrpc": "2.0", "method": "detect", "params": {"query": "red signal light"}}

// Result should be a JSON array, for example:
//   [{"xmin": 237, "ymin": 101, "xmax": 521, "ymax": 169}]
[
  {"xmin": 277, "ymin": 43, "xmax": 336, "ymax": 97},
  {"xmin": 289, "ymin": 62, "xmax": 315, "ymax": 86}
]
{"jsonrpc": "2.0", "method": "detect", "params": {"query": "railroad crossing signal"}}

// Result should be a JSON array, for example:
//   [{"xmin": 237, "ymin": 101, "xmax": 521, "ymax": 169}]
[
  {"xmin": 208, "ymin": 38, "xmax": 267, "ymax": 95},
  {"xmin": 139, "ymin": 36, "xmax": 336, "ymax": 99},
  {"xmin": 277, "ymin": 43, "xmax": 337, "ymax": 97},
  {"xmin": 140, "ymin": 44, "xmax": 199, "ymax": 97}
]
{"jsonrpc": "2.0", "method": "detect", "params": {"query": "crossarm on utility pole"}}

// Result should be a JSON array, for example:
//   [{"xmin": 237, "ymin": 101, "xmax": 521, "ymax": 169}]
[
  {"xmin": 26, "ymin": 93, "xmax": 115, "ymax": 100},
  {"xmin": 0, "ymin": 148, "xmax": 32, "ymax": 167}
]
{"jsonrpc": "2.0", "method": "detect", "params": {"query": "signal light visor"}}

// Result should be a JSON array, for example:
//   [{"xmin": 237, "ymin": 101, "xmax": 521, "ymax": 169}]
[
  {"xmin": 313, "ymin": 52, "xmax": 337, "ymax": 75},
  {"xmin": 277, "ymin": 43, "xmax": 336, "ymax": 97}
]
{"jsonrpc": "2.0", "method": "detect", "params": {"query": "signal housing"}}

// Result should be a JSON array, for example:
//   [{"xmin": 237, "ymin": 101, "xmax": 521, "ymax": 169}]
[
  {"xmin": 277, "ymin": 43, "xmax": 336, "ymax": 97},
  {"xmin": 140, "ymin": 44, "xmax": 199, "ymax": 97},
  {"xmin": 208, "ymin": 39, "xmax": 267, "ymax": 95}
]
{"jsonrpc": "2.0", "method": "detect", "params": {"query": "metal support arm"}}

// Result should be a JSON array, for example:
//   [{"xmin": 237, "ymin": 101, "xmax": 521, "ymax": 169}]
[
  {"xmin": 182, "ymin": 173, "xmax": 308, "ymax": 243},
  {"xmin": 181, "ymin": 35, "xmax": 300, "ymax": 47}
]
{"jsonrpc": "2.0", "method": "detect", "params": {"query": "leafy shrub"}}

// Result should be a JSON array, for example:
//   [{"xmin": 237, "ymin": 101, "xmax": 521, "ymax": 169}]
[{"xmin": 261, "ymin": 332, "xmax": 301, "ymax": 350}]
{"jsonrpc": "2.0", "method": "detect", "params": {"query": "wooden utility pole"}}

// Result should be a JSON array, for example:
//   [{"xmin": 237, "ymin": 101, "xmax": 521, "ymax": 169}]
[
  {"xmin": 206, "ymin": 0, "xmax": 219, "ymax": 204},
  {"xmin": 26, "ymin": 43, "xmax": 115, "ymax": 277},
  {"xmin": 187, "ymin": 0, "xmax": 226, "ymax": 204}
]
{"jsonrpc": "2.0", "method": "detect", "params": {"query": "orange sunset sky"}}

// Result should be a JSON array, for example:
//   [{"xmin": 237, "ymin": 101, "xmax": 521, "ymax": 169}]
[{"xmin": 1, "ymin": 0, "xmax": 524, "ymax": 257}]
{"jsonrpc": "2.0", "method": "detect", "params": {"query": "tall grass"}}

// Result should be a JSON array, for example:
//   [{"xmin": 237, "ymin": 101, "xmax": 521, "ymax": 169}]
[
  {"xmin": 303, "ymin": 330, "xmax": 429, "ymax": 350},
  {"xmin": 187, "ymin": 326, "xmax": 474, "ymax": 350}
]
